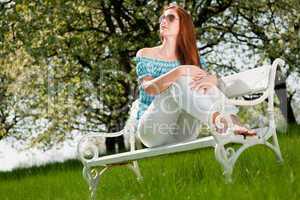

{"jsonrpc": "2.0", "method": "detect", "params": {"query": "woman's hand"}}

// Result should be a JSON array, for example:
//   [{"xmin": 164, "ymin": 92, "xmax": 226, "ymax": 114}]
[
  {"xmin": 189, "ymin": 74, "xmax": 218, "ymax": 94},
  {"xmin": 176, "ymin": 65, "xmax": 217, "ymax": 93},
  {"xmin": 178, "ymin": 65, "xmax": 207, "ymax": 78}
]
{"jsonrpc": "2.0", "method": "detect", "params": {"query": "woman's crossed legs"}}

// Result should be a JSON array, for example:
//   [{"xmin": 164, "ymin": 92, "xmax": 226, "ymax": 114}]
[{"xmin": 137, "ymin": 76, "xmax": 255, "ymax": 147}]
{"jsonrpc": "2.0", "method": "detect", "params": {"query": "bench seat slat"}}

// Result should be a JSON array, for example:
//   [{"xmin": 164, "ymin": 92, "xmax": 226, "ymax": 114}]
[{"xmin": 87, "ymin": 136, "xmax": 215, "ymax": 167}]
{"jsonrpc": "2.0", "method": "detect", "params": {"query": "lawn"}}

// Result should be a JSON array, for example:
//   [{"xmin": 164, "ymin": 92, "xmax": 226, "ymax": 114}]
[{"xmin": 0, "ymin": 125, "xmax": 299, "ymax": 200}]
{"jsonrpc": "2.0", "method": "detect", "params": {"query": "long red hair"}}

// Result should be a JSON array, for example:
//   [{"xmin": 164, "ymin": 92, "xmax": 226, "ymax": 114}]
[{"xmin": 160, "ymin": 4, "xmax": 201, "ymax": 67}]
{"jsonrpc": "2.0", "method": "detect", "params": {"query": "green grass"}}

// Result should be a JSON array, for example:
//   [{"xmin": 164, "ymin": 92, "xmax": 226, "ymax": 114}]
[{"xmin": 1, "ymin": 124, "xmax": 299, "ymax": 200}]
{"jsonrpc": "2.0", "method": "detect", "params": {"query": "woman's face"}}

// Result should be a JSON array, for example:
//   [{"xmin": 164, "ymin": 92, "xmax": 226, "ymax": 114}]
[{"xmin": 159, "ymin": 8, "xmax": 180, "ymax": 38}]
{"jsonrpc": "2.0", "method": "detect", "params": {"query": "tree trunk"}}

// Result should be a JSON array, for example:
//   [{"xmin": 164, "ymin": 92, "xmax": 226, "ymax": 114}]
[
  {"xmin": 275, "ymin": 73, "xmax": 297, "ymax": 123},
  {"xmin": 105, "ymin": 135, "xmax": 125, "ymax": 154},
  {"xmin": 105, "ymin": 124, "xmax": 126, "ymax": 155},
  {"xmin": 287, "ymin": 94, "xmax": 297, "ymax": 123}
]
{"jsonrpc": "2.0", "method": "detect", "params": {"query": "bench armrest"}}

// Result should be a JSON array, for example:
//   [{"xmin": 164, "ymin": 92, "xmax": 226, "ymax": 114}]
[
  {"xmin": 77, "ymin": 131, "xmax": 123, "ymax": 163},
  {"xmin": 77, "ymin": 99, "xmax": 140, "ymax": 163}
]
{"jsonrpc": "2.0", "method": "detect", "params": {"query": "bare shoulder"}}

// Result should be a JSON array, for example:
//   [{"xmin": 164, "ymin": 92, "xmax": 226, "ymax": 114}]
[{"xmin": 136, "ymin": 46, "xmax": 160, "ymax": 57}]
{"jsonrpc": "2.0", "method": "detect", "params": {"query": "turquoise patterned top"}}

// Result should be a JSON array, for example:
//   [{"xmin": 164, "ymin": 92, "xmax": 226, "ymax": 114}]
[{"xmin": 135, "ymin": 56, "xmax": 207, "ymax": 121}]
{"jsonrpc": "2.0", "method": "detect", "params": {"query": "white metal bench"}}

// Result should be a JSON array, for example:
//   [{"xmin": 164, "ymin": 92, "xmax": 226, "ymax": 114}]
[{"xmin": 77, "ymin": 58, "xmax": 285, "ymax": 200}]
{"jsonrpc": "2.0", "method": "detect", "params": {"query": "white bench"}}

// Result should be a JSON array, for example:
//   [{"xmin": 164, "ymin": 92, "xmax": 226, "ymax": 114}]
[{"xmin": 77, "ymin": 58, "xmax": 285, "ymax": 200}]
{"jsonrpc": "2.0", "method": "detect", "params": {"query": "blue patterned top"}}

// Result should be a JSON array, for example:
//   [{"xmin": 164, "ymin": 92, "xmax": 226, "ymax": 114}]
[{"xmin": 135, "ymin": 56, "xmax": 207, "ymax": 121}]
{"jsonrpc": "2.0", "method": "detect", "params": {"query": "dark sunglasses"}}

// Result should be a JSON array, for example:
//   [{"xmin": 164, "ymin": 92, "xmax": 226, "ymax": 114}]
[{"xmin": 159, "ymin": 14, "xmax": 179, "ymax": 23}]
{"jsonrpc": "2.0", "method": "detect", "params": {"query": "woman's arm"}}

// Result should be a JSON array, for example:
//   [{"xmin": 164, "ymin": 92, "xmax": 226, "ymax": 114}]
[
  {"xmin": 136, "ymin": 48, "xmax": 207, "ymax": 95},
  {"xmin": 141, "ymin": 65, "xmax": 207, "ymax": 96}
]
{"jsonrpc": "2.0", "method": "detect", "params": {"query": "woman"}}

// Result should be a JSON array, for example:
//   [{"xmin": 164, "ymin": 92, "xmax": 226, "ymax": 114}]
[{"xmin": 135, "ymin": 3, "xmax": 255, "ymax": 148}]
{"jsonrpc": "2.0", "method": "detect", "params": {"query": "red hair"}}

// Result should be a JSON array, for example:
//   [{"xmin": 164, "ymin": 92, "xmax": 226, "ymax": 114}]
[{"xmin": 160, "ymin": 4, "xmax": 201, "ymax": 67}]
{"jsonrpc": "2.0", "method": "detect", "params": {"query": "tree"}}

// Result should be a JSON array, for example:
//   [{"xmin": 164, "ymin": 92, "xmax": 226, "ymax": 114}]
[{"xmin": 0, "ymin": 48, "xmax": 35, "ymax": 140}]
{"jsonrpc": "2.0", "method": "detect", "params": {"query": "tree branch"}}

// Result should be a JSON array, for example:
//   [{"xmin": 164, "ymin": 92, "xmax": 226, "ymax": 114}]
[{"xmin": 195, "ymin": 0, "xmax": 234, "ymax": 26}]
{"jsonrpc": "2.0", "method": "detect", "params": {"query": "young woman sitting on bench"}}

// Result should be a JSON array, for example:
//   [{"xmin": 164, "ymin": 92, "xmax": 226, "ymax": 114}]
[{"xmin": 135, "ymin": 3, "xmax": 256, "ymax": 148}]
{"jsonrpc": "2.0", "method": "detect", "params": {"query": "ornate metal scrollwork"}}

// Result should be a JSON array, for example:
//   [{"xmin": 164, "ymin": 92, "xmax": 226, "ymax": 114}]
[
  {"xmin": 78, "ymin": 135, "xmax": 104, "ymax": 162},
  {"xmin": 226, "ymin": 147, "xmax": 236, "ymax": 158}
]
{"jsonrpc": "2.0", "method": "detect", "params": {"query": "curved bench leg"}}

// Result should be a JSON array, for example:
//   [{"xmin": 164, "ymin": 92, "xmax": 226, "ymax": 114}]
[
  {"xmin": 264, "ymin": 133, "xmax": 283, "ymax": 163},
  {"xmin": 214, "ymin": 140, "xmax": 261, "ymax": 183},
  {"xmin": 83, "ymin": 166, "xmax": 109, "ymax": 200},
  {"xmin": 214, "ymin": 144, "xmax": 234, "ymax": 183},
  {"xmin": 214, "ymin": 134, "xmax": 284, "ymax": 184},
  {"xmin": 107, "ymin": 161, "xmax": 143, "ymax": 181},
  {"xmin": 82, "ymin": 161, "xmax": 143, "ymax": 200},
  {"xmin": 271, "ymin": 133, "xmax": 283, "ymax": 163},
  {"xmin": 128, "ymin": 160, "xmax": 143, "ymax": 181}
]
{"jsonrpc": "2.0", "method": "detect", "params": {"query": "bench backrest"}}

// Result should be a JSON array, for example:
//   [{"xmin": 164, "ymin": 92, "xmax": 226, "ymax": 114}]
[{"xmin": 220, "ymin": 65, "xmax": 272, "ymax": 98}]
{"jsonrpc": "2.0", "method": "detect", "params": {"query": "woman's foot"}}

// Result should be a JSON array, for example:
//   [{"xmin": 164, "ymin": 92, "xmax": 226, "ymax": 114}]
[
  {"xmin": 230, "ymin": 114, "xmax": 256, "ymax": 136},
  {"xmin": 232, "ymin": 124, "xmax": 256, "ymax": 136},
  {"xmin": 212, "ymin": 113, "xmax": 256, "ymax": 136}
]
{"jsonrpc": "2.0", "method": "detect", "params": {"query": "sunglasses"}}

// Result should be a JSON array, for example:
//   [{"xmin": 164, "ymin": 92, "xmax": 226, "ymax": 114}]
[{"xmin": 159, "ymin": 14, "xmax": 179, "ymax": 23}]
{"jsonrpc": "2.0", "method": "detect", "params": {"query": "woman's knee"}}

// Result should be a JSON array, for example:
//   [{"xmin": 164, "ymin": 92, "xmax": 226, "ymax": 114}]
[
  {"xmin": 137, "ymin": 127, "xmax": 169, "ymax": 147},
  {"xmin": 137, "ymin": 119, "xmax": 178, "ymax": 147}
]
